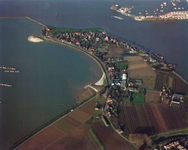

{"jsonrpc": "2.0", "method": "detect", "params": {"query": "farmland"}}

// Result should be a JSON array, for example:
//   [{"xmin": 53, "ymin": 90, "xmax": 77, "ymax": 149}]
[
  {"xmin": 92, "ymin": 122, "xmax": 136, "ymax": 150},
  {"xmin": 17, "ymin": 99, "xmax": 99, "ymax": 150},
  {"xmin": 154, "ymin": 70, "xmax": 172, "ymax": 91},
  {"xmin": 145, "ymin": 91, "xmax": 160, "ymax": 103},
  {"xmin": 154, "ymin": 70, "xmax": 188, "ymax": 95},
  {"xmin": 125, "ymin": 56, "xmax": 156, "ymax": 90},
  {"xmin": 172, "ymin": 72, "xmax": 188, "ymax": 95},
  {"xmin": 83, "ymin": 127, "xmax": 105, "ymax": 150},
  {"xmin": 119, "ymin": 103, "xmax": 188, "ymax": 136},
  {"xmin": 107, "ymin": 45, "xmax": 124, "ymax": 57}
]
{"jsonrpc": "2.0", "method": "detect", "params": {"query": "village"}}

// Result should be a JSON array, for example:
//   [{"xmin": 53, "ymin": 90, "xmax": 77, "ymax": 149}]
[{"xmin": 41, "ymin": 27, "xmax": 188, "ymax": 149}]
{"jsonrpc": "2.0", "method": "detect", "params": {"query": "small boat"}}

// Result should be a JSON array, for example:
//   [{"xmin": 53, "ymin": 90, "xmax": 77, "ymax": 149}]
[{"xmin": 112, "ymin": 16, "xmax": 123, "ymax": 20}]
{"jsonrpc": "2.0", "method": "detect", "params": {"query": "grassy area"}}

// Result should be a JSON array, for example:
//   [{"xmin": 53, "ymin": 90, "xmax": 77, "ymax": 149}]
[
  {"xmin": 93, "ymin": 110, "xmax": 103, "ymax": 122},
  {"xmin": 132, "ymin": 91, "xmax": 145, "ymax": 103},
  {"xmin": 151, "ymin": 128, "xmax": 188, "ymax": 146},
  {"xmin": 94, "ymin": 96, "xmax": 106, "ymax": 104},
  {"xmin": 48, "ymin": 27, "xmax": 104, "ymax": 34},
  {"xmin": 103, "ymin": 78, "xmax": 108, "ymax": 86},
  {"xmin": 151, "ymin": 128, "xmax": 188, "ymax": 141},
  {"xmin": 120, "ymin": 97, "xmax": 131, "ymax": 105}
]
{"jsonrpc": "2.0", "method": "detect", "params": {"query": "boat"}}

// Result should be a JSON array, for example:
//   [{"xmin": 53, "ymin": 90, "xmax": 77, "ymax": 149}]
[
  {"xmin": 4, "ymin": 70, "xmax": 20, "ymax": 73},
  {"xmin": 0, "ymin": 66, "xmax": 17, "ymax": 70},
  {"xmin": 112, "ymin": 16, "xmax": 123, "ymax": 20},
  {"xmin": 0, "ymin": 83, "xmax": 13, "ymax": 88},
  {"xmin": 134, "ymin": 17, "xmax": 143, "ymax": 21}
]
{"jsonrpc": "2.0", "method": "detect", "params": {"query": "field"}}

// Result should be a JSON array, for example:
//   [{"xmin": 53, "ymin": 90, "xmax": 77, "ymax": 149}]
[
  {"xmin": 145, "ymin": 91, "xmax": 160, "ymax": 103},
  {"xmin": 92, "ymin": 122, "xmax": 136, "ymax": 150},
  {"xmin": 77, "ymin": 88, "xmax": 96, "ymax": 103},
  {"xmin": 132, "ymin": 91, "xmax": 145, "ymax": 103},
  {"xmin": 154, "ymin": 70, "xmax": 173, "ymax": 91},
  {"xmin": 119, "ymin": 103, "xmax": 188, "ymax": 136},
  {"xmin": 83, "ymin": 127, "xmax": 105, "ymax": 150},
  {"xmin": 172, "ymin": 72, "xmax": 188, "ymax": 95},
  {"xmin": 107, "ymin": 45, "xmax": 124, "ymax": 57},
  {"xmin": 125, "ymin": 56, "xmax": 156, "ymax": 90},
  {"xmin": 154, "ymin": 70, "xmax": 188, "ymax": 95},
  {"xmin": 17, "ymin": 99, "xmax": 97, "ymax": 150}
]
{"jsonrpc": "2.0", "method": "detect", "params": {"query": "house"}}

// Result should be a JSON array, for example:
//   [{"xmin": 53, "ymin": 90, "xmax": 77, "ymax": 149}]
[
  {"xmin": 121, "ymin": 73, "xmax": 127, "ymax": 80},
  {"xmin": 128, "ymin": 87, "xmax": 139, "ymax": 92},
  {"xmin": 120, "ymin": 80, "xmax": 127, "ymax": 89},
  {"xmin": 95, "ymin": 104, "xmax": 102, "ymax": 110},
  {"xmin": 76, "ymin": 42, "xmax": 80, "ymax": 45},
  {"xmin": 108, "ymin": 65, "xmax": 115, "ymax": 71},
  {"xmin": 46, "ymin": 27, "xmax": 51, "ymax": 32},
  {"xmin": 107, "ymin": 98, "xmax": 113, "ymax": 103},
  {"xmin": 104, "ymin": 36, "xmax": 109, "ymax": 42},
  {"xmin": 170, "ymin": 93, "xmax": 184, "ymax": 106},
  {"xmin": 135, "ymin": 80, "xmax": 143, "ymax": 86}
]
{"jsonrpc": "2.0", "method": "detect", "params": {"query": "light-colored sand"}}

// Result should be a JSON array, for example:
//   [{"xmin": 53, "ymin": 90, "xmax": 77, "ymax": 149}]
[
  {"xmin": 28, "ymin": 35, "xmax": 44, "ymax": 43},
  {"xmin": 95, "ymin": 72, "xmax": 106, "ymax": 86}
]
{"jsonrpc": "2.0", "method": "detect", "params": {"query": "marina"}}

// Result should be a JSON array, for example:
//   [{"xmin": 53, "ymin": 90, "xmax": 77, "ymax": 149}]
[{"xmin": 111, "ymin": 1, "xmax": 188, "ymax": 22}]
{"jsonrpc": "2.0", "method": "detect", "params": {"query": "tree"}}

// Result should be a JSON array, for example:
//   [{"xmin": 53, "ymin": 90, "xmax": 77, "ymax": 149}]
[
  {"xmin": 144, "ymin": 134, "xmax": 152, "ymax": 147},
  {"xmin": 128, "ymin": 133, "xmax": 152, "ymax": 149}
]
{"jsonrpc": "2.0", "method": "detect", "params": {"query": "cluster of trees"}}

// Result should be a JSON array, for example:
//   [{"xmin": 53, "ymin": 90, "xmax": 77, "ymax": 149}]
[{"xmin": 128, "ymin": 133, "xmax": 152, "ymax": 149}]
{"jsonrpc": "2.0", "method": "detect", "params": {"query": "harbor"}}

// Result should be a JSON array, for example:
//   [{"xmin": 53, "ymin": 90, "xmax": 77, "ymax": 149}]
[{"xmin": 111, "ymin": 1, "xmax": 188, "ymax": 22}]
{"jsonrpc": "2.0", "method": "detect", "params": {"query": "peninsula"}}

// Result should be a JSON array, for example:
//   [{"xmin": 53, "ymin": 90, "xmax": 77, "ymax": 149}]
[{"xmin": 11, "ymin": 26, "xmax": 188, "ymax": 150}]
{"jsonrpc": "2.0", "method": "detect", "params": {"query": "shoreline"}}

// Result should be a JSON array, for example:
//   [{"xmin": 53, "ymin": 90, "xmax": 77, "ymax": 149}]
[
  {"xmin": 10, "ymin": 34, "xmax": 109, "ymax": 149},
  {"xmin": 42, "ymin": 35, "xmax": 109, "ymax": 85},
  {"xmin": 9, "ymin": 18, "xmax": 188, "ymax": 149}
]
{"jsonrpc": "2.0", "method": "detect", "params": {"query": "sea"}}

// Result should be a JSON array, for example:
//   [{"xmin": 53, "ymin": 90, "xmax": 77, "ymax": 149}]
[{"xmin": 0, "ymin": 0, "xmax": 188, "ymax": 149}]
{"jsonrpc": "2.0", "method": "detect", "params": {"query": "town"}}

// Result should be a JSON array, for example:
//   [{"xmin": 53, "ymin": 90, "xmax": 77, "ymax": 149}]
[
  {"xmin": 40, "ymin": 27, "xmax": 188, "ymax": 150},
  {"xmin": 111, "ymin": 4, "xmax": 188, "ymax": 22}
]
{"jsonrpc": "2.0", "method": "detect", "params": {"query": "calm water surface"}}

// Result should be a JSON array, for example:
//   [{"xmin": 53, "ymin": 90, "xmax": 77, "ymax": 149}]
[{"xmin": 0, "ymin": 18, "xmax": 101, "ymax": 149}]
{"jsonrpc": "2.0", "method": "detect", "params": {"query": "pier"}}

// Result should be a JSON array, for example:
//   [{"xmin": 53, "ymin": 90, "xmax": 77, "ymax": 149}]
[{"xmin": 0, "ymin": 16, "xmax": 47, "ymax": 27}]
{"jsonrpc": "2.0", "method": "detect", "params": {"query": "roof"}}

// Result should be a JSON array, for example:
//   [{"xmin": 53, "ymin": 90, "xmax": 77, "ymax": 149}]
[{"xmin": 172, "ymin": 93, "xmax": 183, "ymax": 102}]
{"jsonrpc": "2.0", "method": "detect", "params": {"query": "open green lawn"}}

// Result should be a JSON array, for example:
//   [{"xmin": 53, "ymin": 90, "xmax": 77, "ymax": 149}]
[
  {"xmin": 94, "ymin": 97, "xmax": 106, "ymax": 105},
  {"xmin": 93, "ymin": 110, "xmax": 103, "ymax": 122},
  {"xmin": 132, "ymin": 91, "xmax": 145, "ymax": 103}
]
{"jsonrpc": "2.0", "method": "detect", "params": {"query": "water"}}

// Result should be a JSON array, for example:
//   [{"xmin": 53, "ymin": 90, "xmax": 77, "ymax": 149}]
[
  {"xmin": 0, "ymin": 0, "xmax": 188, "ymax": 149},
  {"xmin": 0, "ymin": 18, "xmax": 102, "ymax": 149},
  {"xmin": 1, "ymin": 0, "xmax": 186, "ymax": 79}
]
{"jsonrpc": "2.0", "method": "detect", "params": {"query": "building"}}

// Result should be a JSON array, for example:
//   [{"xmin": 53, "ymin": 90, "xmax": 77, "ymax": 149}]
[{"xmin": 170, "ymin": 93, "xmax": 184, "ymax": 106}]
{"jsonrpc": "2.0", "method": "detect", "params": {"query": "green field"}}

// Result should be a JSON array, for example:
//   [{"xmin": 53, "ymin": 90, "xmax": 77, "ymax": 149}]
[
  {"xmin": 46, "ymin": 27, "xmax": 104, "ymax": 34},
  {"xmin": 132, "ymin": 91, "xmax": 145, "ymax": 103}
]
